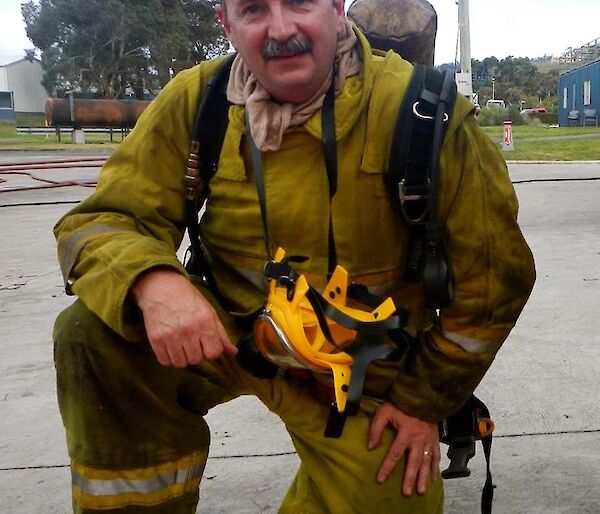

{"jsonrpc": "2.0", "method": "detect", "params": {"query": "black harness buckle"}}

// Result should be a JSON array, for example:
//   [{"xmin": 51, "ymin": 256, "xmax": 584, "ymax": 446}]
[{"xmin": 398, "ymin": 178, "xmax": 430, "ymax": 223}]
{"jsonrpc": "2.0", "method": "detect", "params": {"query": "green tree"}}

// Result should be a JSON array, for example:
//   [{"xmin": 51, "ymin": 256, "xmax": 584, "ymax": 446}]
[
  {"xmin": 22, "ymin": 0, "xmax": 228, "ymax": 98},
  {"xmin": 537, "ymin": 69, "xmax": 559, "ymax": 101},
  {"xmin": 471, "ymin": 55, "xmax": 558, "ymax": 109}
]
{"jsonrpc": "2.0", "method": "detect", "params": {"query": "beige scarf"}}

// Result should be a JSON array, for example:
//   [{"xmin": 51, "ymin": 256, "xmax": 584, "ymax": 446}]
[{"xmin": 227, "ymin": 19, "xmax": 362, "ymax": 151}]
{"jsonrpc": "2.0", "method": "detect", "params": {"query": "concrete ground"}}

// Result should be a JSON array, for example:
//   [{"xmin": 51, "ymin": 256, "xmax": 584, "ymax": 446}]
[{"xmin": 0, "ymin": 152, "xmax": 599, "ymax": 513}]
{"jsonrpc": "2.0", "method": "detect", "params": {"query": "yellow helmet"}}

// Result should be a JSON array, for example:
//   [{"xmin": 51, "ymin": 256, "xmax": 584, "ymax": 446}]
[{"xmin": 254, "ymin": 248, "xmax": 405, "ymax": 416}]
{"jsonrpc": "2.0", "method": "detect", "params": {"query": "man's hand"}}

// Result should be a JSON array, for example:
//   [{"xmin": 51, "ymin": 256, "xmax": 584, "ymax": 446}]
[
  {"xmin": 368, "ymin": 402, "xmax": 440, "ymax": 496},
  {"xmin": 131, "ymin": 268, "xmax": 237, "ymax": 367}
]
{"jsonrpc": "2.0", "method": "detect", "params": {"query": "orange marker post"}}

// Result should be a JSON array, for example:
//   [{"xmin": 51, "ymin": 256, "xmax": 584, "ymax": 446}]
[{"xmin": 502, "ymin": 120, "xmax": 514, "ymax": 151}]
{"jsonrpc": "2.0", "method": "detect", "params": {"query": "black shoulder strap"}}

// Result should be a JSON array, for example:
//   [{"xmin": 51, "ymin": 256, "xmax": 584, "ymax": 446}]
[
  {"xmin": 387, "ymin": 64, "xmax": 457, "ymax": 308},
  {"xmin": 184, "ymin": 54, "xmax": 235, "ymax": 282},
  {"xmin": 388, "ymin": 65, "xmax": 457, "ymax": 218},
  {"xmin": 390, "ymin": 67, "xmax": 494, "ymax": 513}
]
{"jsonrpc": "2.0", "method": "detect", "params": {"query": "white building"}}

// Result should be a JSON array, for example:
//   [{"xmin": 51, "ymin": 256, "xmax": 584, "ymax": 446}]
[{"xmin": 0, "ymin": 57, "xmax": 48, "ymax": 121}]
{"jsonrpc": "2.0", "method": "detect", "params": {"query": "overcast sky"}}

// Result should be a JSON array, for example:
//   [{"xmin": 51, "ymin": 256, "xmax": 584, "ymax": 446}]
[{"xmin": 1, "ymin": 0, "xmax": 600, "ymax": 65}]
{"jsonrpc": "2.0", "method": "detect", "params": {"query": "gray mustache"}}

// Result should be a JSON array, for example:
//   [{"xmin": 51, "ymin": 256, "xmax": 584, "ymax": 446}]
[{"xmin": 261, "ymin": 36, "xmax": 313, "ymax": 58}]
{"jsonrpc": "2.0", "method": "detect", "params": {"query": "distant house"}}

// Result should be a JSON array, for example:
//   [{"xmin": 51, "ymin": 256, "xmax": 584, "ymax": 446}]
[
  {"xmin": 0, "ymin": 57, "xmax": 48, "ymax": 122},
  {"xmin": 558, "ymin": 59, "xmax": 600, "ymax": 127}
]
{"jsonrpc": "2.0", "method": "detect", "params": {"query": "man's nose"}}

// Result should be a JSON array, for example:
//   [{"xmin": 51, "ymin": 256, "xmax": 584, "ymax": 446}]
[{"xmin": 267, "ymin": 4, "xmax": 297, "ymax": 41}]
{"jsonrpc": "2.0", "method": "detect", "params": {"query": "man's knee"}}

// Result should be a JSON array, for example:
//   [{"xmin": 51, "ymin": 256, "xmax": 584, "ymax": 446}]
[
  {"xmin": 53, "ymin": 299, "xmax": 115, "ymax": 359},
  {"xmin": 53, "ymin": 299, "xmax": 138, "ymax": 401}
]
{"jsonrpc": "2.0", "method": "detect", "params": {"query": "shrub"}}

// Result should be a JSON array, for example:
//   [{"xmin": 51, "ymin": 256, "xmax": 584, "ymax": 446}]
[
  {"xmin": 538, "ymin": 112, "xmax": 558, "ymax": 125},
  {"xmin": 476, "ymin": 106, "xmax": 525, "ymax": 126},
  {"xmin": 16, "ymin": 112, "xmax": 46, "ymax": 127},
  {"xmin": 520, "ymin": 112, "xmax": 558, "ymax": 126}
]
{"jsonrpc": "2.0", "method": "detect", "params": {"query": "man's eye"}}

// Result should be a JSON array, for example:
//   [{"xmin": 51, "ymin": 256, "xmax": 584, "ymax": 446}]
[{"xmin": 243, "ymin": 3, "xmax": 264, "ymax": 14}]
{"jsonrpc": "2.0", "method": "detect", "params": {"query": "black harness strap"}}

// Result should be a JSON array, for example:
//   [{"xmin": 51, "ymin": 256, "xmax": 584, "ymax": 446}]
[
  {"xmin": 246, "ymin": 114, "xmax": 272, "ymax": 259},
  {"xmin": 388, "ymin": 64, "xmax": 427, "ymax": 221},
  {"xmin": 429, "ymin": 69, "xmax": 458, "ymax": 220},
  {"xmin": 481, "ymin": 434, "xmax": 494, "ymax": 514},
  {"xmin": 321, "ymin": 81, "xmax": 338, "ymax": 277},
  {"xmin": 474, "ymin": 397, "xmax": 495, "ymax": 514},
  {"xmin": 387, "ymin": 65, "xmax": 457, "ymax": 308},
  {"xmin": 322, "ymin": 80, "xmax": 338, "ymax": 197},
  {"xmin": 245, "ymin": 78, "xmax": 339, "ymax": 276}
]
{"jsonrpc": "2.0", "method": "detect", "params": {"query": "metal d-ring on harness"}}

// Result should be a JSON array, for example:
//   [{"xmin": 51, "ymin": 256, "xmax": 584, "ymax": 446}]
[
  {"xmin": 412, "ymin": 101, "xmax": 449, "ymax": 122},
  {"xmin": 245, "ymin": 77, "xmax": 410, "ymax": 438}
]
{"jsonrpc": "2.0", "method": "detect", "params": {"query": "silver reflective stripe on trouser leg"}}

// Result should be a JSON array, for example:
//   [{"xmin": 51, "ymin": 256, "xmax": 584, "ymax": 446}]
[{"xmin": 71, "ymin": 451, "xmax": 206, "ymax": 510}]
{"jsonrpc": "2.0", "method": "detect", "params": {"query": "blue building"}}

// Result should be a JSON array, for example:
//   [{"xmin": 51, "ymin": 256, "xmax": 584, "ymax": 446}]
[{"xmin": 558, "ymin": 59, "xmax": 600, "ymax": 127}]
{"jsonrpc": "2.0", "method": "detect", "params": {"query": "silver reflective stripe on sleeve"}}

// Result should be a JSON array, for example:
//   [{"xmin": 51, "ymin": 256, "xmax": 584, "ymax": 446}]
[
  {"xmin": 71, "ymin": 462, "xmax": 203, "ymax": 497},
  {"xmin": 233, "ymin": 267, "xmax": 403, "ymax": 297},
  {"xmin": 366, "ymin": 280, "xmax": 404, "ymax": 298},
  {"xmin": 443, "ymin": 330, "xmax": 502, "ymax": 354},
  {"xmin": 234, "ymin": 266, "xmax": 268, "ymax": 291},
  {"xmin": 58, "ymin": 223, "xmax": 135, "ymax": 287}
]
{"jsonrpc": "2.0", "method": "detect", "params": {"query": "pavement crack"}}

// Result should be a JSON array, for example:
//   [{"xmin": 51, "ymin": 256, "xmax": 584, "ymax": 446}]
[
  {"xmin": 497, "ymin": 428, "xmax": 600, "ymax": 439},
  {"xmin": 0, "ymin": 464, "xmax": 69, "ymax": 471},
  {"xmin": 209, "ymin": 451, "xmax": 297, "ymax": 460},
  {"xmin": 0, "ymin": 283, "xmax": 27, "ymax": 291},
  {"xmin": 513, "ymin": 177, "xmax": 600, "ymax": 184},
  {"xmin": 0, "ymin": 200, "xmax": 82, "ymax": 208}
]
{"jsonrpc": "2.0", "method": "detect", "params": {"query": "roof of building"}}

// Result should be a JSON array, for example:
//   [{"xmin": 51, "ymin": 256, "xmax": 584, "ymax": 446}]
[
  {"xmin": 0, "ymin": 56, "xmax": 41, "ymax": 67},
  {"xmin": 559, "ymin": 58, "xmax": 600, "ymax": 77}
]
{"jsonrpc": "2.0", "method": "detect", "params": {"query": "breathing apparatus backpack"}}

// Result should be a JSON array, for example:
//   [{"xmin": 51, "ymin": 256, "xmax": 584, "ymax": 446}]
[{"xmin": 182, "ymin": 10, "xmax": 494, "ymax": 514}]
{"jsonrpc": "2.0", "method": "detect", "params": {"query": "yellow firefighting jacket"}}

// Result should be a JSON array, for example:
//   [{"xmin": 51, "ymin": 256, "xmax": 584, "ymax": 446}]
[{"xmin": 54, "ymin": 30, "xmax": 535, "ymax": 423}]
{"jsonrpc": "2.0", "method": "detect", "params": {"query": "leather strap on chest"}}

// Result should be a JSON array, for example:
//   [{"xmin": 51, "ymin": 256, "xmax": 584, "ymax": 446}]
[{"xmin": 183, "ymin": 54, "xmax": 235, "ymax": 288}]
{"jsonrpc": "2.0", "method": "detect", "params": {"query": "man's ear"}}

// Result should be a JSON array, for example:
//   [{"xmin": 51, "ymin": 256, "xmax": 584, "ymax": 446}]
[
  {"xmin": 333, "ymin": 0, "xmax": 345, "ymax": 34},
  {"xmin": 215, "ymin": 4, "xmax": 232, "ymax": 38}
]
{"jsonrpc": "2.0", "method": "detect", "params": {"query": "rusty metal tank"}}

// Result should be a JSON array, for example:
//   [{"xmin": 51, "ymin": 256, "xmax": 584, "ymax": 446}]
[
  {"xmin": 45, "ymin": 97, "xmax": 151, "ymax": 128},
  {"xmin": 348, "ymin": 0, "xmax": 437, "ymax": 65}
]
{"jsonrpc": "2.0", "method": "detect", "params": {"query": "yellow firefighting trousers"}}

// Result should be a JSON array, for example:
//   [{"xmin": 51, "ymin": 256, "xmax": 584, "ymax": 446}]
[{"xmin": 53, "ymin": 282, "xmax": 443, "ymax": 513}]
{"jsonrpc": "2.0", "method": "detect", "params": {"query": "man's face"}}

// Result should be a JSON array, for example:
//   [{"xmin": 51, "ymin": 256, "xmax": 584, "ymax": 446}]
[{"xmin": 216, "ymin": 0, "xmax": 345, "ymax": 104}]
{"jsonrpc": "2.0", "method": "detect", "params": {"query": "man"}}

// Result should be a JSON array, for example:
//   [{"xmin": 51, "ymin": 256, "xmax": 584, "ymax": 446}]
[{"xmin": 53, "ymin": 0, "xmax": 535, "ymax": 512}]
